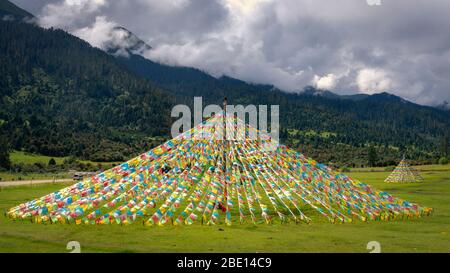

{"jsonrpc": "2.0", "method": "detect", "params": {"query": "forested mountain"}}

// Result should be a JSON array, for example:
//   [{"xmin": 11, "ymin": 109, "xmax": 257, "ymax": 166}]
[
  {"xmin": 0, "ymin": 20, "xmax": 173, "ymax": 162},
  {"xmin": 105, "ymin": 26, "xmax": 152, "ymax": 57},
  {"xmin": 437, "ymin": 101, "xmax": 450, "ymax": 112},
  {"xmin": 1, "ymin": 1, "xmax": 449, "ymax": 168},
  {"xmin": 0, "ymin": 0, "xmax": 33, "ymax": 20},
  {"xmin": 117, "ymin": 53, "xmax": 450, "ymax": 166}
]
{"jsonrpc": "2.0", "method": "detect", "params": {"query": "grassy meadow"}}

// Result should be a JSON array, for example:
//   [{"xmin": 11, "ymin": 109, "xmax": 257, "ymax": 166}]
[
  {"xmin": 9, "ymin": 151, "xmax": 69, "ymax": 165},
  {"xmin": 0, "ymin": 165, "xmax": 449, "ymax": 253},
  {"xmin": 0, "ymin": 151, "xmax": 120, "ymax": 181},
  {"xmin": 9, "ymin": 151, "xmax": 120, "ymax": 166}
]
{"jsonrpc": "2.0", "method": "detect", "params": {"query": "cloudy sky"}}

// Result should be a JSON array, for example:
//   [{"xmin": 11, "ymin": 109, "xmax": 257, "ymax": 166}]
[{"xmin": 11, "ymin": 0, "xmax": 450, "ymax": 105}]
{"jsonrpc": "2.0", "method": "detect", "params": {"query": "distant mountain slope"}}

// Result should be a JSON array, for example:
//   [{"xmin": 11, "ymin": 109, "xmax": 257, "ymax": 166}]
[
  {"xmin": 0, "ymin": 20, "xmax": 173, "ymax": 161},
  {"xmin": 0, "ymin": 0, "xmax": 33, "ymax": 20},
  {"xmin": 105, "ymin": 26, "xmax": 152, "ymax": 56},
  {"xmin": 116, "ymin": 50, "xmax": 450, "ymax": 165},
  {"xmin": 436, "ymin": 101, "xmax": 450, "ymax": 112},
  {"xmin": 300, "ymin": 86, "xmax": 370, "ymax": 101}
]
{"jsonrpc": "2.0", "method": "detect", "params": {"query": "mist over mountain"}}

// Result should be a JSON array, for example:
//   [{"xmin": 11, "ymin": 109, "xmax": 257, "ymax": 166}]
[
  {"xmin": 105, "ymin": 26, "xmax": 152, "ymax": 56},
  {"xmin": 16, "ymin": 0, "xmax": 450, "ymax": 105},
  {"xmin": 437, "ymin": 101, "xmax": 450, "ymax": 112}
]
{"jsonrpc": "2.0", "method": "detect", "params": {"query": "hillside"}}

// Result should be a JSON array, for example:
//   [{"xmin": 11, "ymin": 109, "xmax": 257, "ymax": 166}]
[
  {"xmin": 117, "ymin": 53, "xmax": 450, "ymax": 166},
  {"xmin": 0, "ymin": 0, "xmax": 33, "ymax": 20},
  {"xmin": 0, "ymin": 20, "xmax": 173, "ymax": 162}
]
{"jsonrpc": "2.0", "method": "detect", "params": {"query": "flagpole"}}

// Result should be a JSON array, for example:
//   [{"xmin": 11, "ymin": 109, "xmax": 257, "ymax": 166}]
[{"xmin": 223, "ymin": 97, "xmax": 228, "ymax": 222}]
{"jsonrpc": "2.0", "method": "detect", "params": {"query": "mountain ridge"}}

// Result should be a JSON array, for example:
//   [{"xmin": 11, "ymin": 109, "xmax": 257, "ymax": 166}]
[
  {"xmin": 0, "ymin": 0, "xmax": 33, "ymax": 21},
  {"xmin": 105, "ymin": 26, "xmax": 152, "ymax": 57},
  {"xmin": 436, "ymin": 101, "xmax": 450, "ymax": 112}
]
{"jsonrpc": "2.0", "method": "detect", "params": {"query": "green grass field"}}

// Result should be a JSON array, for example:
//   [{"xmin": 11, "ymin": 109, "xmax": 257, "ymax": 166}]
[
  {"xmin": 351, "ymin": 164, "xmax": 450, "ymax": 173},
  {"xmin": 0, "ymin": 165, "xmax": 449, "ymax": 253},
  {"xmin": 0, "ymin": 172, "xmax": 71, "ymax": 181},
  {"xmin": 9, "ymin": 151, "xmax": 69, "ymax": 165},
  {"xmin": 0, "ymin": 151, "xmax": 120, "ymax": 181},
  {"xmin": 9, "ymin": 150, "xmax": 119, "ymax": 166}
]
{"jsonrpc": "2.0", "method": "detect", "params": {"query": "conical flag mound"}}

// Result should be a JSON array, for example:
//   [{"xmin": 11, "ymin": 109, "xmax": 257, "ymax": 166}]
[
  {"xmin": 7, "ymin": 113, "xmax": 432, "ymax": 226},
  {"xmin": 385, "ymin": 159, "xmax": 424, "ymax": 183}
]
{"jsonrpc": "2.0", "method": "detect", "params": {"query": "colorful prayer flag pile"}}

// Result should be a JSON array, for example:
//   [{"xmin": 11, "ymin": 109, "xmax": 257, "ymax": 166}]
[
  {"xmin": 385, "ymin": 158, "xmax": 424, "ymax": 183},
  {"xmin": 7, "ymin": 113, "xmax": 432, "ymax": 225}
]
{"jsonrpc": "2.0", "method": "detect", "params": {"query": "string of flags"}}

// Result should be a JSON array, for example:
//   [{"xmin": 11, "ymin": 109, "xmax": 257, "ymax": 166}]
[{"xmin": 7, "ymin": 113, "xmax": 432, "ymax": 225}]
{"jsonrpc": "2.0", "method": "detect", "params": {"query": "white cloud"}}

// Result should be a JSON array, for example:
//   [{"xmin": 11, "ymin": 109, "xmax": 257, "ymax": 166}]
[
  {"xmin": 356, "ymin": 68, "xmax": 392, "ymax": 94},
  {"xmin": 38, "ymin": 0, "xmax": 107, "ymax": 29},
  {"xmin": 313, "ymin": 74, "xmax": 338, "ymax": 90},
  {"xmin": 73, "ymin": 15, "xmax": 154, "ymax": 57},
  {"xmin": 135, "ymin": 0, "xmax": 190, "ymax": 12},
  {"xmin": 73, "ymin": 16, "xmax": 139, "ymax": 56},
  {"xmin": 72, "ymin": 16, "xmax": 115, "ymax": 48},
  {"xmin": 224, "ymin": 0, "xmax": 269, "ymax": 15}
]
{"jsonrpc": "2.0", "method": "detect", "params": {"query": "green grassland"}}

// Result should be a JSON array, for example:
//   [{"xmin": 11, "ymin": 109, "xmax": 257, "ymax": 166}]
[
  {"xmin": 351, "ymin": 164, "xmax": 450, "ymax": 172},
  {"xmin": 0, "ymin": 165, "xmax": 449, "ymax": 253},
  {"xmin": 9, "ymin": 151, "xmax": 69, "ymax": 165},
  {"xmin": 0, "ymin": 151, "xmax": 120, "ymax": 181},
  {"xmin": 9, "ymin": 151, "xmax": 120, "ymax": 166},
  {"xmin": 287, "ymin": 129, "xmax": 337, "ymax": 139},
  {"xmin": 0, "ymin": 172, "xmax": 70, "ymax": 181}
]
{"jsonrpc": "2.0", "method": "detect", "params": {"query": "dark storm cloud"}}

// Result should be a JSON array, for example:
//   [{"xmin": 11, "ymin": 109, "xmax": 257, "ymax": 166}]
[
  {"xmin": 10, "ymin": 0, "xmax": 450, "ymax": 105},
  {"xmin": 100, "ymin": 0, "xmax": 229, "ymax": 44}
]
